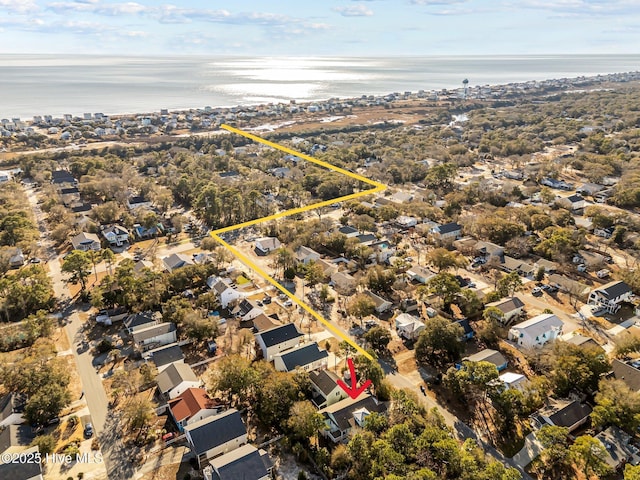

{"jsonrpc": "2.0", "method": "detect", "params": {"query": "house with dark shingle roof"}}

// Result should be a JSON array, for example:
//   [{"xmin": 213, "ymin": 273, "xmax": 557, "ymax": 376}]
[
  {"xmin": 156, "ymin": 363, "xmax": 201, "ymax": 400},
  {"xmin": 0, "ymin": 424, "xmax": 33, "ymax": 455},
  {"xmin": 319, "ymin": 394, "xmax": 387, "ymax": 443},
  {"xmin": 485, "ymin": 297, "xmax": 525, "ymax": 325},
  {"xmin": 530, "ymin": 399, "xmax": 592, "ymax": 433},
  {"xmin": 0, "ymin": 446, "xmax": 43, "ymax": 479},
  {"xmin": 149, "ymin": 344, "xmax": 184, "ymax": 372},
  {"xmin": 431, "ymin": 222, "xmax": 462, "ymax": 240},
  {"xmin": 273, "ymin": 342, "xmax": 328, "ymax": 373},
  {"xmin": 207, "ymin": 276, "xmax": 244, "ymax": 308},
  {"xmin": 309, "ymin": 369, "xmax": 347, "ymax": 408},
  {"xmin": 132, "ymin": 322, "xmax": 177, "ymax": 351},
  {"xmin": 168, "ymin": 387, "xmax": 223, "ymax": 432},
  {"xmin": 588, "ymin": 281, "xmax": 633, "ymax": 314},
  {"xmin": 0, "ymin": 393, "xmax": 26, "ymax": 428},
  {"xmin": 611, "ymin": 359, "xmax": 640, "ymax": 392},
  {"xmin": 255, "ymin": 323, "xmax": 303, "ymax": 361},
  {"xmin": 162, "ymin": 253, "xmax": 194, "ymax": 272},
  {"xmin": 205, "ymin": 444, "xmax": 273, "ymax": 480},
  {"xmin": 185, "ymin": 409, "xmax": 247, "ymax": 468},
  {"xmin": 124, "ymin": 312, "xmax": 158, "ymax": 334}
]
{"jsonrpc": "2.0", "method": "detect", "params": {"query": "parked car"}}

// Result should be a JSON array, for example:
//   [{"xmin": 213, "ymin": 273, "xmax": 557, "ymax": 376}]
[
  {"xmin": 283, "ymin": 299, "xmax": 293, "ymax": 307},
  {"xmin": 531, "ymin": 286, "xmax": 543, "ymax": 296},
  {"xmin": 162, "ymin": 432, "xmax": 175, "ymax": 442},
  {"xmin": 262, "ymin": 296, "xmax": 272, "ymax": 304},
  {"xmin": 84, "ymin": 423, "xmax": 94, "ymax": 438}
]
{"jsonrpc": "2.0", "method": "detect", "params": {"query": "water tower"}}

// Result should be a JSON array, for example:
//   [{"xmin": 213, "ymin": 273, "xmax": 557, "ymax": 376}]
[{"xmin": 462, "ymin": 78, "xmax": 469, "ymax": 99}]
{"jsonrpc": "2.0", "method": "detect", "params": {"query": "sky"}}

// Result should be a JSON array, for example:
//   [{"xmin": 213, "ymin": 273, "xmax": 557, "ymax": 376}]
[{"xmin": 0, "ymin": 0, "xmax": 639, "ymax": 56}]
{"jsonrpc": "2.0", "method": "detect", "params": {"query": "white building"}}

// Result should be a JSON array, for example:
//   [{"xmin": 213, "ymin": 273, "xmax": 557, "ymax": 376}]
[
  {"xmin": 207, "ymin": 276, "xmax": 244, "ymax": 308},
  {"xmin": 508, "ymin": 314, "xmax": 563, "ymax": 348},
  {"xmin": 395, "ymin": 313, "xmax": 425, "ymax": 341},
  {"xmin": 273, "ymin": 342, "xmax": 328, "ymax": 373},
  {"xmin": 254, "ymin": 237, "xmax": 281, "ymax": 255},
  {"xmin": 255, "ymin": 323, "xmax": 303, "ymax": 362},
  {"xmin": 588, "ymin": 281, "xmax": 633, "ymax": 314}
]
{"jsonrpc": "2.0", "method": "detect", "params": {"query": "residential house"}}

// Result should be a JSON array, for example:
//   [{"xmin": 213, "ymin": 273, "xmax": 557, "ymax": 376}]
[
  {"xmin": 508, "ymin": 314, "xmax": 564, "ymax": 348},
  {"xmin": 338, "ymin": 225, "xmax": 359, "ymax": 238},
  {"xmin": 563, "ymin": 334, "xmax": 603, "ymax": 352},
  {"xmin": 296, "ymin": 246, "xmax": 321, "ymax": 265},
  {"xmin": 548, "ymin": 273, "xmax": 590, "ymax": 298},
  {"xmin": 395, "ymin": 313, "xmax": 425, "ymax": 341},
  {"xmin": 51, "ymin": 170, "xmax": 76, "ymax": 187},
  {"xmin": 273, "ymin": 342, "xmax": 329, "ymax": 373},
  {"xmin": 485, "ymin": 297, "xmax": 525, "ymax": 325},
  {"xmin": 431, "ymin": 222, "xmax": 462, "ymax": 240},
  {"xmin": 249, "ymin": 313, "xmax": 277, "ymax": 333},
  {"xmin": 364, "ymin": 290, "xmax": 393, "ymax": 314},
  {"xmin": 498, "ymin": 372, "xmax": 528, "ymax": 391},
  {"xmin": 534, "ymin": 258, "xmax": 558, "ymax": 274},
  {"xmin": 0, "ymin": 424, "xmax": 34, "ymax": 455},
  {"xmin": 133, "ymin": 222, "xmax": 164, "ymax": 239},
  {"xmin": 59, "ymin": 186, "xmax": 80, "ymax": 206},
  {"xmin": 207, "ymin": 276, "xmax": 244, "ymax": 308},
  {"xmin": 595, "ymin": 426, "xmax": 640, "ymax": 470},
  {"xmin": 594, "ymin": 226, "xmax": 615, "ymax": 239},
  {"xmin": 588, "ymin": 281, "xmax": 633, "ymax": 314},
  {"xmin": 558, "ymin": 194, "xmax": 587, "ymax": 212},
  {"xmin": 255, "ymin": 323, "xmax": 304, "ymax": 361},
  {"xmin": 319, "ymin": 394, "xmax": 387, "ymax": 443},
  {"xmin": 355, "ymin": 233, "xmax": 377, "ymax": 246},
  {"xmin": 126, "ymin": 195, "xmax": 152, "ymax": 210},
  {"xmin": 330, "ymin": 271, "xmax": 357, "ymax": 292},
  {"xmin": 162, "ymin": 253, "xmax": 194, "ymax": 272},
  {"xmin": 124, "ymin": 312, "xmax": 158, "ymax": 334},
  {"xmin": 0, "ymin": 170, "xmax": 12, "ymax": 183},
  {"xmin": 156, "ymin": 363, "xmax": 201, "ymax": 400},
  {"xmin": 309, "ymin": 369, "xmax": 348, "ymax": 408},
  {"xmin": 369, "ymin": 239, "xmax": 396, "ymax": 264},
  {"xmin": 101, "ymin": 225, "xmax": 129, "ymax": 247},
  {"xmin": 0, "ymin": 393, "xmax": 26, "ymax": 428},
  {"xmin": 577, "ymin": 183, "xmax": 605, "ymax": 197},
  {"xmin": 475, "ymin": 241, "xmax": 505, "ymax": 262},
  {"xmin": 501, "ymin": 256, "xmax": 536, "ymax": 278},
  {"xmin": 132, "ymin": 322, "xmax": 177, "ymax": 351},
  {"xmin": 406, "ymin": 265, "xmax": 436, "ymax": 284},
  {"xmin": 0, "ymin": 446, "xmax": 43, "ymax": 480},
  {"xmin": 95, "ymin": 306, "xmax": 129, "ymax": 326},
  {"xmin": 70, "ymin": 232, "xmax": 101, "ymax": 251},
  {"xmin": 456, "ymin": 319, "xmax": 475, "ymax": 341},
  {"xmin": 611, "ymin": 359, "xmax": 640, "ymax": 392},
  {"xmin": 530, "ymin": 400, "xmax": 592, "ymax": 433},
  {"xmin": 232, "ymin": 299, "xmax": 264, "ymax": 323},
  {"xmin": 205, "ymin": 444, "xmax": 273, "ymax": 480},
  {"xmin": 316, "ymin": 258, "xmax": 338, "ymax": 277},
  {"xmin": 185, "ymin": 409, "xmax": 247, "ymax": 468},
  {"xmin": 150, "ymin": 344, "xmax": 185, "ymax": 372},
  {"xmin": 389, "ymin": 191, "xmax": 414, "ymax": 204},
  {"xmin": 168, "ymin": 388, "xmax": 223, "ymax": 432},
  {"xmin": 395, "ymin": 215, "xmax": 418, "ymax": 229},
  {"xmin": 461, "ymin": 349, "xmax": 508, "ymax": 371},
  {"xmin": 254, "ymin": 237, "xmax": 281, "ymax": 255},
  {"xmin": 133, "ymin": 259, "xmax": 154, "ymax": 274}
]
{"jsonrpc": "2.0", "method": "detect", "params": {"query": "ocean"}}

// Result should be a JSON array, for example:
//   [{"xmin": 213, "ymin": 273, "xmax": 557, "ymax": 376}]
[{"xmin": 1, "ymin": 54, "xmax": 639, "ymax": 119}]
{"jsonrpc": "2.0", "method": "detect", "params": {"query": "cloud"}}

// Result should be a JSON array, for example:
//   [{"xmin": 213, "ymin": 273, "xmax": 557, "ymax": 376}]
[
  {"xmin": 515, "ymin": 0, "xmax": 640, "ymax": 16},
  {"xmin": 333, "ymin": 4, "xmax": 374, "ymax": 17},
  {"xmin": 0, "ymin": 0, "xmax": 39, "ymax": 14},
  {"xmin": 410, "ymin": 0, "xmax": 468, "ymax": 5}
]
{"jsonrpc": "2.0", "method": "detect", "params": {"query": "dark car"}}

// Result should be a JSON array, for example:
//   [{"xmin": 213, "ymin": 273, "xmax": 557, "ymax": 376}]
[
  {"xmin": 262, "ymin": 296, "xmax": 272, "ymax": 304},
  {"xmin": 84, "ymin": 423, "xmax": 94, "ymax": 438}
]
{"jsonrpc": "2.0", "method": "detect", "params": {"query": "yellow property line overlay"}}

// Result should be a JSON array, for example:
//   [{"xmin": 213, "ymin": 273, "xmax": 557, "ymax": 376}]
[{"xmin": 209, "ymin": 124, "xmax": 388, "ymax": 360}]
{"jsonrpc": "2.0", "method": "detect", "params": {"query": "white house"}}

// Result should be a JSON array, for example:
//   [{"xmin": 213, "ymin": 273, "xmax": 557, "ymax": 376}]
[
  {"xmin": 168, "ymin": 388, "xmax": 223, "ymax": 432},
  {"xmin": 558, "ymin": 194, "xmax": 587, "ymax": 212},
  {"xmin": 254, "ymin": 237, "xmax": 281, "ymax": 255},
  {"xmin": 126, "ymin": 195, "xmax": 152, "ymax": 210},
  {"xmin": 255, "ymin": 323, "xmax": 303, "ymax": 361},
  {"xmin": 485, "ymin": 297, "xmax": 525, "ymax": 325},
  {"xmin": 508, "ymin": 313, "xmax": 564, "ymax": 348},
  {"xmin": 498, "ymin": 372, "xmax": 528, "ymax": 391},
  {"xmin": 232, "ymin": 299, "xmax": 264, "ymax": 323},
  {"xmin": 273, "ymin": 342, "xmax": 329, "ymax": 373},
  {"xmin": 395, "ymin": 313, "xmax": 425, "ymax": 341},
  {"xmin": 319, "ymin": 395, "xmax": 387, "ymax": 443},
  {"xmin": 0, "ymin": 170, "xmax": 12, "ymax": 183},
  {"xmin": 406, "ymin": 265, "xmax": 436, "ymax": 284},
  {"xmin": 588, "ymin": 281, "xmax": 633, "ymax": 314},
  {"xmin": 70, "ymin": 232, "xmax": 101, "ymax": 251},
  {"xmin": 296, "ymin": 246, "xmax": 321, "ymax": 265},
  {"xmin": 364, "ymin": 290, "xmax": 393, "ymax": 314},
  {"xmin": 309, "ymin": 369, "xmax": 348, "ymax": 408},
  {"xmin": 431, "ymin": 222, "xmax": 462, "ymax": 240},
  {"xmin": 101, "ymin": 225, "xmax": 129, "ymax": 247},
  {"xmin": 185, "ymin": 409, "xmax": 247, "ymax": 469},
  {"xmin": 156, "ymin": 363, "xmax": 201, "ymax": 400},
  {"xmin": 207, "ymin": 276, "xmax": 244, "ymax": 308},
  {"xmin": 132, "ymin": 322, "xmax": 177, "ymax": 351}
]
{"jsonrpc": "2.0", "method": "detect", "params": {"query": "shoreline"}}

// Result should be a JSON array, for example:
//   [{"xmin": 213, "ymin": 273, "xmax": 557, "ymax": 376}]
[{"xmin": 5, "ymin": 69, "xmax": 640, "ymax": 124}]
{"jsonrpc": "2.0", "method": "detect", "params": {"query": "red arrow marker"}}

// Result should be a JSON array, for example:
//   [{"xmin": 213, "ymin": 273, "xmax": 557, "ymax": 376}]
[{"xmin": 337, "ymin": 358, "xmax": 373, "ymax": 400}]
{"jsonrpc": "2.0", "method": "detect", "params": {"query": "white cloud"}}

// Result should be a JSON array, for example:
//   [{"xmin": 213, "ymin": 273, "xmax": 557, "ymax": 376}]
[
  {"xmin": 411, "ymin": 0, "xmax": 468, "ymax": 5},
  {"xmin": 0, "ymin": 0, "xmax": 39, "ymax": 14},
  {"xmin": 516, "ymin": 0, "xmax": 640, "ymax": 15},
  {"xmin": 333, "ymin": 4, "xmax": 374, "ymax": 17}
]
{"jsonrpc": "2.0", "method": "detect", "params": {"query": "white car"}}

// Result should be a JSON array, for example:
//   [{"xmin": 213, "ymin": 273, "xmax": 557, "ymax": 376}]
[{"xmin": 283, "ymin": 299, "xmax": 293, "ymax": 307}]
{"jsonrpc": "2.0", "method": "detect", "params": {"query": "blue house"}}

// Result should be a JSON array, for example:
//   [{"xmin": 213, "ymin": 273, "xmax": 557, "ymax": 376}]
[{"xmin": 455, "ymin": 319, "xmax": 475, "ymax": 341}]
